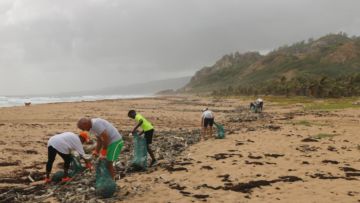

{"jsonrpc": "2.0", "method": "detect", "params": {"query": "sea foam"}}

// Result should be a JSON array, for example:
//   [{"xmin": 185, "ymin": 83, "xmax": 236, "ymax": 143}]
[{"xmin": 0, "ymin": 95, "xmax": 149, "ymax": 107}]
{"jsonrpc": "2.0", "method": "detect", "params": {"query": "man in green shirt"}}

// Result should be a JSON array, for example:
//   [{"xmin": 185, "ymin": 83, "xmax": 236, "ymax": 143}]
[{"xmin": 128, "ymin": 110, "xmax": 157, "ymax": 166}]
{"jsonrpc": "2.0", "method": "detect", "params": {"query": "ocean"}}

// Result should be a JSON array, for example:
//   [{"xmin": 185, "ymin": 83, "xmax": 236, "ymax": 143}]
[{"xmin": 0, "ymin": 95, "xmax": 150, "ymax": 108}]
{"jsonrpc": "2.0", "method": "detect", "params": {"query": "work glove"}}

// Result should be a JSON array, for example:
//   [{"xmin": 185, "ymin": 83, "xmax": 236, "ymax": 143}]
[
  {"xmin": 92, "ymin": 150, "xmax": 99, "ymax": 157},
  {"xmin": 99, "ymin": 149, "xmax": 107, "ymax": 159},
  {"xmin": 129, "ymin": 132, "xmax": 133, "ymax": 136},
  {"xmin": 85, "ymin": 162, "xmax": 93, "ymax": 171}
]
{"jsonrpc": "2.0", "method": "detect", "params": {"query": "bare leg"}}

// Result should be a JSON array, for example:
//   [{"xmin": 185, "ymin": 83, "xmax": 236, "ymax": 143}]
[
  {"xmin": 201, "ymin": 127, "xmax": 206, "ymax": 140},
  {"xmin": 209, "ymin": 126, "xmax": 213, "ymax": 138},
  {"xmin": 107, "ymin": 161, "xmax": 115, "ymax": 180},
  {"xmin": 204, "ymin": 127, "xmax": 209, "ymax": 140},
  {"xmin": 147, "ymin": 144, "xmax": 156, "ymax": 161}
]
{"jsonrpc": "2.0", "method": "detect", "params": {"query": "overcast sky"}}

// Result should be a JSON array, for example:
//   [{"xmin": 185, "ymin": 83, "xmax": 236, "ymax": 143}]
[{"xmin": 0, "ymin": 0, "xmax": 360, "ymax": 95}]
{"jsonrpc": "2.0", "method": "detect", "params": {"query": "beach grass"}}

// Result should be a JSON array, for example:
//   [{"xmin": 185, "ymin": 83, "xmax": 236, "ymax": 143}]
[
  {"xmin": 264, "ymin": 96, "xmax": 314, "ymax": 105},
  {"xmin": 312, "ymin": 133, "xmax": 338, "ymax": 139},
  {"xmin": 294, "ymin": 120, "xmax": 312, "ymax": 126},
  {"xmin": 263, "ymin": 96, "xmax": 360, "ymax": 111},
  {"xmin": 287, "ymin": 120, "xmax": 329, "ymax": 127},
  {"xmin": 304, "ymin": 98, "xmax": 360, "ymax": 111}
]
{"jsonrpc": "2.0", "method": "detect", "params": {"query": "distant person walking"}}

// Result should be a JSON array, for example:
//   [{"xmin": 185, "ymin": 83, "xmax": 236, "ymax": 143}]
[
  {"xmin": 45, "ymin": 132, "xmax": 92, "ymax": 183},
  {"xmin": 128, "ymin": 110, "xmax": 157, "ymax": 167},
  {"xmin": 77, "ymin": 118, "xmax": 123, "ymax": 179},
  {"xmin": 201, "ymin": 108, "xmax": 215, "ymax": 140}
]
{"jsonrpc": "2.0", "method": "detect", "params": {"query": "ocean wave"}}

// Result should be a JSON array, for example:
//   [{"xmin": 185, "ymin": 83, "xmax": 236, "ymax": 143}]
[{"xmin": 0, "ymin": 95, "xmax": 150, "ymax": 107}]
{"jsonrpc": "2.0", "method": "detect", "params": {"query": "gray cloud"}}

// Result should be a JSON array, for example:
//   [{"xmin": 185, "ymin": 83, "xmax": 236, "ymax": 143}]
[{"xmin": 0, "ymin": 0, "xmax": 360, "ymax": 95}]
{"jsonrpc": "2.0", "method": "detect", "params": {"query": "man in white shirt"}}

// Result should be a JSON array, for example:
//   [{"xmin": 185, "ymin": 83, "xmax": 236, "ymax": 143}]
[
  {"xmin": 250, "ymin": 98, "xmax": 264, "ymax": 113},
  {"xmin": 77, "ymin": 117, "xmax": 123, "ymax": 179},
  {"xmin": 201, "ymin": 108, "xmax": 215, "ymax": 140},
  {"xmin": 46, "ymin": 132, "xmax": 91, "ymax": 183}
]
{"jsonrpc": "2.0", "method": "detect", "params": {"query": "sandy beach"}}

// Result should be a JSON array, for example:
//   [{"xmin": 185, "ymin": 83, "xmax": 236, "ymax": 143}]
[{"xmin": 0, "ymin": 96, "xmax": 360, "ymax": 203}]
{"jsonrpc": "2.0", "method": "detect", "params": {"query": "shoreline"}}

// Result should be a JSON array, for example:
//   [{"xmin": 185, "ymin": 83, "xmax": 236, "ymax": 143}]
[{"xmin": 0, "ymin": 94, "xmax": 155, "ymax": 108}]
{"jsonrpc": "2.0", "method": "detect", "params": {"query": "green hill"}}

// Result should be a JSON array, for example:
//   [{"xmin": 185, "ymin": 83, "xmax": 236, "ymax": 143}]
[{"xmin": 183, "ymin": 33, "xmax": 360, "ymax": 97}]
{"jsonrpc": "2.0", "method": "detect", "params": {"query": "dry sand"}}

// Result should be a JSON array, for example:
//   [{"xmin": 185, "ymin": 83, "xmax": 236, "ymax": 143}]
[{"xmin": 0, "ymin": 96, "xmax": 359, "ymax": 202}]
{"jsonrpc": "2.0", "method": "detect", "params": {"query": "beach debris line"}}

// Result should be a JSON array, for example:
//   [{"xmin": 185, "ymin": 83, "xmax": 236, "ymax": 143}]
[
  {"xmin": 0, "ymin": 160, "xmax": 20, "ymax": 167},
  {"xmin": 322, "ymin": 160, "xmax": 339, "ymax": 165},
  {"xmin": 227, "ymin": 111, "xmax": 273, "ymax": 123},
  {"xmin": 164, "ymin": 180, "xmax": 210, "ymax": 200},
  {"xmin": 267, "ymin": 125, "xmax": 281, "ymax": 131},
  {"xmin": 308, "ymin": 172, "xmax": 357, "ymax": 180},
  {"xmin": 339, "ymin": 167, "xmax": 360, "ymax": 178},
  {"xmin": 201, "ymin": 165, "xmax": 214, "ymax": 170},
  {"xmin": 207, "ymin": 152, "xmax": 243, "ymax": 161},
  {"xmin": 296, "ymin": 144, "xmax": 320, "ymax": 152},
  {"xmin": 264, "ymin": 153, "xmax": 285, "ymax": 158},
  {"xmin": 301, "ymin": 137, "xmax": 319, "ymax": 142},
  {"xmin": 1, "ymin": 129, "xmax": 203, "ymax": 202},
  {"xmin": 198, "ymin": 176, "xmax": 303, "ymax": 194}
]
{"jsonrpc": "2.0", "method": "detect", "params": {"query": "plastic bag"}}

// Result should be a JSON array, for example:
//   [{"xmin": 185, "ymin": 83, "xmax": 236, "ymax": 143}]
[
  {"xmin": 51, "ymin": 171, "xmax": 65, "ymax": 183},
  {"xmin": 131, "ymin": 132, "xmax": 148, "ymax": 170},
  {"xmin": 214, "ymin": 122, "xmax": 225, "ymax": 139},
  {"xmin": 95, "ymin": 159, "xmax": 117, "ymax": 198}
]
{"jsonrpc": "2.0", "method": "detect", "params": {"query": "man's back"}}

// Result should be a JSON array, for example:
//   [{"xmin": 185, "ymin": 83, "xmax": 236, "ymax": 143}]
[
  {"xmin": 90, "ymin": 118, "xmax": 122, "ymax": 144},
  {"xmin": 202, "ymin": 110, "xmax": 214, "ymax": 119},
  {"xmin": 48, "ymin": 132, "xmax": 84, "ymax": 155}
]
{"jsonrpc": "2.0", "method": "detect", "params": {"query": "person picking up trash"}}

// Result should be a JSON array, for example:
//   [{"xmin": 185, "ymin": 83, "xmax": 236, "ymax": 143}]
[
  {"xmin": 201, "ymin": 108, "xmax": 215, "ymax": 140},
  {"xmin": 250, "ymin": 98, "xmax": 264, "ymax": 113},
  {"xmin": 128, "ymin": 110, "xmax": 157, "ymax": 167},
  {"xmin": 45, "ymin": 132, "xmax": 92, "ymax": 183},
  {"xmin": 77, "ymin": 118, "xmax": 123, "ymax": 180}
]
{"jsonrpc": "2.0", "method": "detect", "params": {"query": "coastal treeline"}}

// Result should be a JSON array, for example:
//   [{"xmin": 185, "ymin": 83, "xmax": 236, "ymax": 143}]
[
  {"xmin": 212, "ymin": 73, "xmax": 360, "ymax": 98},
  {"xmin": 184, "ymin": 33, "xmax": 360, "ymax": 98}
]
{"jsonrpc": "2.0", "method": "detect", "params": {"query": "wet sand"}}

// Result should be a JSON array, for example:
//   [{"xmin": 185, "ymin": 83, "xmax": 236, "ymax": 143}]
[{"xmin": 0, "ymin": 96, "xmax": 359, "ymax": 202}]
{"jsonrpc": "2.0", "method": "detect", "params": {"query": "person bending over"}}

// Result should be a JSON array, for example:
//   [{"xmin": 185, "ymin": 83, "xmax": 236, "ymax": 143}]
[
  {"xmin": 128, "ymin": 110, "xmax": 157, "ymax": 167},
  {"xmin": 201, "ymin": 108, "xmax": 215, "ymax": 140},
  {"xmin": 45, "ymin": 132, "xmax": 92, "ymax": 183},
  {"xmin": 77, "ymin": 117, "xmax": 123, "ymax": 179}
]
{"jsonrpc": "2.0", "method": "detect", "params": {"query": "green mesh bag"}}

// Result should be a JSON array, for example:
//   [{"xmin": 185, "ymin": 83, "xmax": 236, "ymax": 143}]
[
  {"xmin": 95, "ymin": 159, "xmax": 116, "ymax": 198},
  {"xmin": 254, "ymin": 106, "xmax": 261, "ymax": 113},
  {"xmin": 69, "ymin": 155, "xmax": 84, "ymax": 177},
  {"xmin": 131, "ymin": 132, "xmax": 148, "ymax": 170},
  {"xmin": 251, "ymin": 103, "xmax": 262, "ymax": 113},
  {"xmin": 51, "ymin": 156, "xmax": 84, "ymax": 183},
  {"xmin": 214, "ymin": 122, "xmax": 225, "ymax": 139},
  {"xmin": 51, "ymin": 170, "xmax": 65, "ymax": 183},
  {"xmin": 250, "ymin": 105, "xmax": 256, "ymax": 113}
]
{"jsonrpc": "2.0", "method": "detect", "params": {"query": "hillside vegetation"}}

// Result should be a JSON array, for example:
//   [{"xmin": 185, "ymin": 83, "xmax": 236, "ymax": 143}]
[{"xmin": 183, "ymin": 33, "xmax": 360, "ymax": 97}]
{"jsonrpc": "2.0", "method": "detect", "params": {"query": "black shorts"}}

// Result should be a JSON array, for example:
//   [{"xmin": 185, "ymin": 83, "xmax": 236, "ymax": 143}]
[
  {"xmin": 203, "ymin": 118, "xmax": 214, "ymax": 127},
  {"xmin": 144, "ymin": 129, "xmax": 154, "ymax": 145}
]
